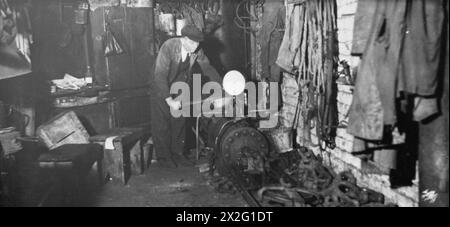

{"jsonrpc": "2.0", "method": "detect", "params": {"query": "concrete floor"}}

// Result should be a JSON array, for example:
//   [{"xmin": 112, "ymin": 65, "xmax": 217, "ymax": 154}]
[
  {"xmin": 3, "ymin": 159, "xmax": 247, "ymax": 207},
  {"xmin": 93, "ymin": 165, "xmax": 248, "ymax": 207},
  {"xmin": 2, "ymin": 146, "xmax": 247, "ymax": 207}
]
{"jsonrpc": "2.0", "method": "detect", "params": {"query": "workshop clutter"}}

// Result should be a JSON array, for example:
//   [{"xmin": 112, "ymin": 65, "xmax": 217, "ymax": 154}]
[
  {"xmin": 34, "ymin": 110, "xmax": 151, "ymax": 184},
  {"xmin": 196, "ymin": 117, "xmax": 392, "ymax": 207},
  {"xmin": 204, "ymin": 145, "xmax": 393, "ymax": 207},
  {"xmin": 154, "ymin": 0, "xmax": 223, "ymax": 36},
  {"xmin": 103, "ymin": 23, "xmax": 124, "ymax": 57},
  {"xmin": 51, "ymin": 74, "xmax": 91, "ymax": 91},
  {"xmin": 36, "ymin": 111, "xmax": 90, "ymax": 150},
  {"xmin": 258, "ymin": 148, "xmax": 393, "ymax": 207},
  {"xmin": 0, "ymin": 127, "xmax": 22, "ymax": 156}
]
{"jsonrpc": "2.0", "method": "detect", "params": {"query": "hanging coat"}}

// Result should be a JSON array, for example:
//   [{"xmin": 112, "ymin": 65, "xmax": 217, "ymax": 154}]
[{"xmin": 348, "ymin": 0, "xmax": 446, "ymax": 140}]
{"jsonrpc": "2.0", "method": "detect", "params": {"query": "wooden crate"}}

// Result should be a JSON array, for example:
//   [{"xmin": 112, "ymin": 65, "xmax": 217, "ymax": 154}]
[{"xmin": 36, "ymin": 111, "xmax": 90, "ymax": 150}]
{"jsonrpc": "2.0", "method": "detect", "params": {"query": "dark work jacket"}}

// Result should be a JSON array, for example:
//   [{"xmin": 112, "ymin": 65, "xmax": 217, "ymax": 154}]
[
  {"xmin": 351, "ymin": 0, "xmax": 378, "ymax": 56},
  {"xmin": 151, "ymin": 38, "xmax": 222, "ymax": 99},
  {"xmin": 348, "ymin": 0, "xmax": 445, "ymax": 140}
]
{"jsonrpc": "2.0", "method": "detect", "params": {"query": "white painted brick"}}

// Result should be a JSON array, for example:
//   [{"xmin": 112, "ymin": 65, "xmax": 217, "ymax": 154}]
[
  {"xmin": 339, "ymin": 148, "xmax": 362, "ymax": 169},
  {"xmin": 335, "ymin": 137, "xmax": 354, "ymax": 153},
  {"xmin": 283, "ymin": 97, "xmax": 299, "ymax": 106},
  {"xmin": 347, "ymin": 56, "xmax": 361, "ymax": 69},
  {"xmin": 337, "ymin": 91, "xmax": 353, "ymax": 106},
  {"xmin": 339, "ymin": 45, "xmax": 351, "ymax": 57},
  {"xmin": 337, "ymin": 16, "xmax": 355, "ymax": 34},
  {"xmin": 338, "ymin": 102, "xmax": 351, "ymax": 115},
  {"xmin": 338, "ymin": 84, "xmax": 354, "ymax": 94},
  {"xmin": 396, "ymin": 185, "xmax": 419, "ymax": 200},
  {"xmin": 338, "ymin": 113, "xmax": 349, "ymax": 124},
  {"xmin": 337, "ymin": 0, "xmax": 358, "ymax": 17},
  {"xmin": 337, "ymin": 128, "xmax": 355, "ymax": 142}
]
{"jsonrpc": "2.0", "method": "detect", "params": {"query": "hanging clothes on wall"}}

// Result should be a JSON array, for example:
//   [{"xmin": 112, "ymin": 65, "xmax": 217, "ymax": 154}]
[
  {"xmin": 258, "ymin": 0, "xmax": 285, "ymax": 82},
  {"xmin": 350, "ymin": 0, "xmax": 377, "ymax": 56},
  {"xmin": 275, "ymin": 0, "xmax": 338, "ymax": 149},
  {"xmin": 275, "ymin": 2, "xmax": 304, "ymax": 74},
  {"xmin": 348, "ymin": 0, "xmax": 446, "ymax": 141},
  {"xmin": 280, "ymin": 72, "xmax": 299, "ymax": 129}
]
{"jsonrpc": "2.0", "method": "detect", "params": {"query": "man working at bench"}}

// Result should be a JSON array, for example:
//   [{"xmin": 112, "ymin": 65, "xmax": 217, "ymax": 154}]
[{"xmin": 150, "ymin": 25, "xmax": 224, "ymax": 169}]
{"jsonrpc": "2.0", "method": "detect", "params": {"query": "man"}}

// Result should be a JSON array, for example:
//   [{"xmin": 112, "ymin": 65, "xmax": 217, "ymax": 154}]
[{"xmin": 150, "ymin": 25, "xmax": 222, "ymax": 168}]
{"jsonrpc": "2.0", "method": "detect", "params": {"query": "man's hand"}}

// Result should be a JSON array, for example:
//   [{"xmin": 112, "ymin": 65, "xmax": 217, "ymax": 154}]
[
  {"xmin": 166, "ymin": 97, "xmax": 182, "ymax": 111},
  {"xmin": 213, "ymin": 97, "xmax": 233, "ymax": 108}
]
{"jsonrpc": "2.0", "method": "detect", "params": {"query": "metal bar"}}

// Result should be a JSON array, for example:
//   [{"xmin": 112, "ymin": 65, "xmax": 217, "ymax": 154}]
[{"xmin": 226, "ymin": 166, "xmax": 261, "ymax": 207}]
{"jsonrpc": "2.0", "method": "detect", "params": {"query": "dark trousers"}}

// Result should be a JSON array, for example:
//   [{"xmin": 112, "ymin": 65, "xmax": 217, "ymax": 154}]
[{"xmin": 150, "ymin": 97, "xmax": 185, "ymax": 159}]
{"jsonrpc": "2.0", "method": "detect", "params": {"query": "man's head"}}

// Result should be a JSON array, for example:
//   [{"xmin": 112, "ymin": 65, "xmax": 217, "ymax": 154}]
[{"xmin": 180, "ymin": 25, "xmax": 203, "ymax": 53}]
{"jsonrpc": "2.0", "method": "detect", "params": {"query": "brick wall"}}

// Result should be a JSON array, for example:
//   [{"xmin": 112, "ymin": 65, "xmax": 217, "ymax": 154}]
[{"xmin": 306, "ymin": 0, "xmax": 419, "ymax": 207}]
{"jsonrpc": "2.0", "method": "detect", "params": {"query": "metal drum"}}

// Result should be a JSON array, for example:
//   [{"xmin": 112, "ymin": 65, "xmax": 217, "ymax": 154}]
[{"xmin": 200, "ymin": 118, "xmax": 270, "ymax": 185}]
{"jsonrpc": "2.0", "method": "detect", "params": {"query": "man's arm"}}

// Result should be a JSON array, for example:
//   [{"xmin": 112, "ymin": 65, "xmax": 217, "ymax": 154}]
[
  {"xmin": 196, "ymin": 49, "xmax": 223, "ymax": 84},
  {"xmin": 154, "ymin": 43, "xmax": 171, "ymax": 99},
  {"xmin": 195, "ymin": 49, "xmax": 234, "ymax": 108}
]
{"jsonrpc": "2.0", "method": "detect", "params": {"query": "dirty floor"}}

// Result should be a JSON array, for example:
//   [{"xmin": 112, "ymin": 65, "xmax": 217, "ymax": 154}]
[
  {"xmin": 1, "ymin": 149, "xmax": 248, "ymax": 207},
  {"xmin": 94, "ymin": 164, "xmax": 248, "ymax": 207}
]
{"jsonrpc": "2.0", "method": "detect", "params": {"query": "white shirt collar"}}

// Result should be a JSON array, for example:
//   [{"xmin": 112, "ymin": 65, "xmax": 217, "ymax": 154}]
[{"xmin": 181, "ymin": 45, "xmax": 190, "ymax": 62}]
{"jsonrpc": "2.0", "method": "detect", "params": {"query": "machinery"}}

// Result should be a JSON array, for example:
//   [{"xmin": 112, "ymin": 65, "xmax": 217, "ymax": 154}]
[
  {"xmin": 199, "ymin": 117, "xmax": 270, "ymax": 191},
  {"xmin": 197, "ymin": 71, "xmax": 390, "ymax": 207}
]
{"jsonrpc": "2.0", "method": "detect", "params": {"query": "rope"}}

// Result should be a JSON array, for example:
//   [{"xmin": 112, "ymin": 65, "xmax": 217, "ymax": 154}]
[{"xmin": 294, "ymin": 0, "xmax": 338, "ymax": 150}]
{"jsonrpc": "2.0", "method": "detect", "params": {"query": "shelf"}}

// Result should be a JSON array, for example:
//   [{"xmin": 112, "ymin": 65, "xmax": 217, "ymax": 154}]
[{"xmin": 50, "ymin": 85, "xmax": 109, "ymax": 98}]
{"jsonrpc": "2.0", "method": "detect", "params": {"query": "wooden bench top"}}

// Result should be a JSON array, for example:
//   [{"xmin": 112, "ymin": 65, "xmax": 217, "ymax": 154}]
[{"xmin": 89, "ymin": 126, "xmax": 151, "ymax": 144}]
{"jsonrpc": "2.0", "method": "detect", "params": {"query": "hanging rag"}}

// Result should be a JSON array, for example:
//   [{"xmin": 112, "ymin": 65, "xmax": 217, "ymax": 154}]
[
  {"xmin": 280, "ymin": 72, "xmax": 300, "ymax": 129},
  {"xmin": 259, "ymin": 0, "xmax": 285, "ymax": 82},
  {"xmin": 275, "ymin": 2, "xmax": 305, "ymax": 74}
]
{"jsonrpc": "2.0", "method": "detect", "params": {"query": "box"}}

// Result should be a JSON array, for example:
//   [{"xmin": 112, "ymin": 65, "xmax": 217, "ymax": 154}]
[
  {"xmin": 0, "ymin": 129, "xmax": 22, "ymax": 156},
  {"xmin": 36, "ymin": 111, "xmax": 90, "ymax": 150},
  {"xmin": 89, "ymin": 127, "xmax": 151, "ymax": 185}
]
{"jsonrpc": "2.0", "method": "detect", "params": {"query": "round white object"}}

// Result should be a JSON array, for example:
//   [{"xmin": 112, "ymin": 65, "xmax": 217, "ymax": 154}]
[{"xmin": 223, "ymin": 70, "xmax": 246, "ymax": 96}]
